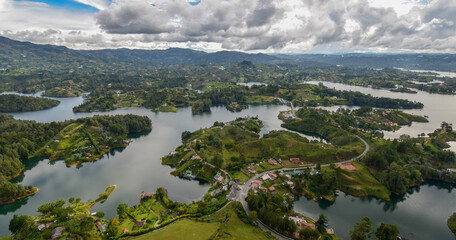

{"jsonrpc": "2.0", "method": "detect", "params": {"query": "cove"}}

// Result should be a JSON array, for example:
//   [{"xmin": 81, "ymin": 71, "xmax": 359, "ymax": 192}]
[{"xmin": 294, "ymin": 181, "xmax": 456, "ymax": 240}]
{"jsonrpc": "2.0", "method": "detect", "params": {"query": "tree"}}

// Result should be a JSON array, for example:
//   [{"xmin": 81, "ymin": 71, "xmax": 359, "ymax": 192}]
[
  {"xmin": 375, "ymin": 223, "xmax": 399, "ymax": 240},
  {"xmin": 117, "ymin": 203, "xmax": 128, "ymax": 219},
  {"xmin": 317, "ymin": 213, "xmax": 328, "ymax": 225},
  {"xmin": 9, "ymin": 215, "xmax": 30, "ymax": 233},
  {"xmin": 249, "ymin": 210, "xmax": 258, "ymax": 221},
  {"xmin": 350, "ymin": 216, "xmax": 372, "ymax": 240},
  {"xmin": 316, "ymin": 213, "xmax": 328, "ymax": 233},
  {"xmin": 299, "ymin": 227, "xmax": 320, "ymax": 240},
  {"xmin": 95, "ymin": 212, "xmax": 105, "ymax": 218},
  {"xmin": 107, "ymin": 219, "xmax": 120, "ymax": 236}
]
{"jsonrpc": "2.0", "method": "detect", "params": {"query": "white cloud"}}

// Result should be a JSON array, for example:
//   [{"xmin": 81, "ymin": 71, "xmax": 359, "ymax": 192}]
[
  {"xmin": 73, "ymin": 0, "xmax": 111, "ymax": 10},
  {"xmin": 0, "ymin": 0, "xmax": 455, "ymax": 53}
]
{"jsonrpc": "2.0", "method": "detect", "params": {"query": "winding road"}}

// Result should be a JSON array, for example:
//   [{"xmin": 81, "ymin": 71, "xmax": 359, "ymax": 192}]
[{"xmin": 236, "ymin": 135, "xmax": 370, "ymax": 240}]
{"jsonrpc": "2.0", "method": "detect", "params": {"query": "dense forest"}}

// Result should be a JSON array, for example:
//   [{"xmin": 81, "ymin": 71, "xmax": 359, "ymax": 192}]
[
  {"xmin": 0, "ymin": 114, "xmax": 151, "ymax": 205},
  {"xmin": 0, "ymin": 94, "xmax": 60, "ymax": 112}
]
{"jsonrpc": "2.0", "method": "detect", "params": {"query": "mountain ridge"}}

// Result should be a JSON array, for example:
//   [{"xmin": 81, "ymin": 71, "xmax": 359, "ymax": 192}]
[{"xmin": 0, "ymin": 36, "xmax": 455, "ymax": 71}]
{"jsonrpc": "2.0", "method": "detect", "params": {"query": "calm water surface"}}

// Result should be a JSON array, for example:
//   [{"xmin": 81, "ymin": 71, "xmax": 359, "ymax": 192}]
[
  {"xmin": 307, "ymin": 81, "xmax": 456, "ymax": 139},
  {"xmin": 0, "ymin": 96, "xmax": 291, "ymax": 236},
  {"xmin": 294, "ymin": 181, "xmax": 456, "ymax": 240},
  {"xmin": 1, "ymin": 86, "xmax": 456, "ymax": 239}
]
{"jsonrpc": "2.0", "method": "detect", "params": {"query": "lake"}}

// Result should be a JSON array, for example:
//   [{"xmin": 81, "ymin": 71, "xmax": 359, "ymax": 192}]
[
  {"xmin": 294, "ymin": 181, "xmax": 456, "ymax": 240},
  {"xmin": 0, "ymin": 96, "xmax": 293, "ymax": 236},
  {"xmin": 306, "ymin": 81, "xmax": 456, "ymax": 139},
  {"xmin": 1, "ymin": 85, "xmax": 456, "ymax": 239}
]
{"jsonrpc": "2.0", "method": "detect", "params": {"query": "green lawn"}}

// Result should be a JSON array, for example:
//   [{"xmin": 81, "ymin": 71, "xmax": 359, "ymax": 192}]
[
  {"xmin": 130, "ymin": 219, "xmax": 219, "ymax": 240},
  {"xmin": 129, "ymin": 203, "xmax": 272, "ymax": 240},
  {"xmin": 337, "ymin": 163, "xmax": 391, "ymax": 200}
]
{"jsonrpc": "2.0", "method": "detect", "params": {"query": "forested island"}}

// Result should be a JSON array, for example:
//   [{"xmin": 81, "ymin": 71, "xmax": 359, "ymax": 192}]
[
  {"xmin": 0, "ymin": 114, "xmax": 151, "ymax": 205},
  {"xmin": 42, "ymin": 86, "xmax": 83, "ymax": 97},
  {"xmin": 72, "ymin": 82, "xmax": 423, "ymax": 114},
  {"xmin": 0, "ymin": 94, "xmax": 60, "ymax": 112}
]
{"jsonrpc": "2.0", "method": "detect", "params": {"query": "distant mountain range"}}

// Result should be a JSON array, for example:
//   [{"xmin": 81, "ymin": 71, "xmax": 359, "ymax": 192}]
[{"xmin": 1, "ymin": 36, "xmax": 455, "ymax": 72}]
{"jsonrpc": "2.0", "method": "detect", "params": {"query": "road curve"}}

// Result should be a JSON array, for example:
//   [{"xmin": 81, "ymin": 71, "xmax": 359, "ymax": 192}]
[{"xmin": 237, "ymin": 135, "xmax": 370, "ymax": 240}]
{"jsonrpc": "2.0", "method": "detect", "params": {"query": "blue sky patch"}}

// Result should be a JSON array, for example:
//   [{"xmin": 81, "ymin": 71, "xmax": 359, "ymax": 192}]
[{"xmin": 16, "ymin": 0, "xmax": 103, "ymax": 12}]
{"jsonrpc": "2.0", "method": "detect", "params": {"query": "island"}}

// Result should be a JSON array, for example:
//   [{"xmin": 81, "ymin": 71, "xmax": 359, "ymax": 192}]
[
  {"xmin": 0, "ymin": 94, "xmax": 60, "ymax": 112},
  {"xmin": 0, "ymin": 113, "xmax": 151, "ymax": 206},
  {"xmin": 72, "ymin": 82, "xmax": 424, "ymax": 115},
  {"xmin": 390, "ymin": 87, "xmax": 418, "ymax": 94},
  {"xmin": 42, "ymin": 86, "xmax": 83, "ymax": 97},
  {"xmin": 449, "ymin": 212, "xmax": 456, "ymax": 236},
  {"xmin": 33, "ymin": 114, "xmax": 152, "ymax": 166}
]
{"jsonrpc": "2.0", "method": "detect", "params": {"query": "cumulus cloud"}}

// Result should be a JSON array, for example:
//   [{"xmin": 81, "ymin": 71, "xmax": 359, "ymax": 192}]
[
  {"xmin": 344, "ymin": 0, "xmax": 456, "ymax": 52},
  {"xmin": 73, "ymin": 0, "xmax": 111, "ymax": 10},
  {"xmin": 1, "ymin": 0, "xmax": 455, "ymax": 52}
]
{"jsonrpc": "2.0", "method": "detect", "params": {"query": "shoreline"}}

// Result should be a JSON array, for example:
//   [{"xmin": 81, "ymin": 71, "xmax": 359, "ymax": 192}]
[{"xmin": 0, "ymin": 187, "xmax": 39, "ymax": 206}]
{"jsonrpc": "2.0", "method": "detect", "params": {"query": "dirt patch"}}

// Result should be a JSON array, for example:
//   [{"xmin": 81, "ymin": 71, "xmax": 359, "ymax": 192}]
[{"xmin": 338, "ymin": 163, "xmax": 359, "ymax": 171}]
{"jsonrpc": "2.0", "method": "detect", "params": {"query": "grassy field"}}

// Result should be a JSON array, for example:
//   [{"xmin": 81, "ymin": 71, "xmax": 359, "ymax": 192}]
[
  {"xmin": 129, "ymin": 203, "xmax": 272, "ymax": 240},
  {"xmin": 448, "ymin": 212, "xmax": 456, "ymax": 236},
  {"xmin": 336, "ymin": 163, "xmax": 391, "ymax": 200}
]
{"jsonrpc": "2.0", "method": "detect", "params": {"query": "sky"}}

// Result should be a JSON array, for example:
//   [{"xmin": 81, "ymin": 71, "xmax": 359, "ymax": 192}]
[{"xmin": 0, "ymin": 0, "xmax": 454, "ymax": 53}]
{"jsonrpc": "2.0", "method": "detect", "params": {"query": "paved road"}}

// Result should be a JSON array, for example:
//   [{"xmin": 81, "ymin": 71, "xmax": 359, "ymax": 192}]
[{"xmin": 236, "ymin": 135, "xmax": 370, "ymax": 240}]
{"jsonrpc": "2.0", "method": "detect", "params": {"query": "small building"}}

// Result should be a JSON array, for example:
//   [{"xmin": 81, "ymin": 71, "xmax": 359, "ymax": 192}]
[
  {"xmin": 251, "ymin": 180, "xmax": 262, "ymax": 190},
  {"xmin": 51, "ymin": 227, "xmax": 63, "ymax": 239},
  {"xmin": 268, "ymin": 186, "xmax": 275, "ymax": 191},
  {"xmin": 191, "ymin": 154, "xmax": 201, "ymax": 160},
  {"xmin": 290, "ymin": 158, "xmax": 300, "ymax": 163},
  {"xmin": 227, "ymin": 190, "xmax": 237, "ymax": 201},
  {"xmin": 122, "ymin": 228, "xmax": 129, "ymax": 233},
  {"xmin": 262, "ymin": 174, "xmax": 271, "ymax": 181},
  {"xmin": 217, "ymin": 176, "xmax": 224, "ymax": 183},
  {"xmin": 234, "ymin": 178, "xmax": 242, "ymax": 185},
  {"xmin": 300, "ymin": 221, "xmax": 316, "ymax": 230},
  {"xmin": 141, "ymin": 193, "xmax": 154, "ymax": 201},
  {"xmin": 37, "ymin": 224, "xmax": 46, "ymax": 231},
  {"xmin": 135, "ymin": 220, "xmax": 146, "ymax": 227},
  {"xmin": 168, "ymin": 151, "xmax": 178, "ymax": 156},
  {"xmin": 171, "ymin": 213, "xmax": 179, "ymax": 219},
  {"xmin": 269, "ymin": 173, "xmax": 278, "ymax": 180},
  {"xmin": 268, "ymin": 159, "xmax": 278, "ymax": 165},
  {"xmin": 253, "ymin": 179, "xmax": 262, "ymax": 184},
  {"xmin": 248, "ymin": 165, "xmax": 256, "ymax": 173},
  {"xmin": 95, "ymin": 221, "xmax": 107, "ymax": 233}
]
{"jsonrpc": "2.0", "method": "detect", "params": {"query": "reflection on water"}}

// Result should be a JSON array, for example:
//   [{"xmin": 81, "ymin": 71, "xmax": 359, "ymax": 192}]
[
  {"xmin": 0, "ymin": 96, "xmax": 297, "ymax": 236},
  {"xmin": 1, "ymin": 88, "xmax": 456, "ymax": 239},
  {"xmin": 294, "ymin": 181, "xmax": 456, "ymax": 240},
  {"xmin": 306, "ymin": 81, "xmax": 456, "ymax": 139}
]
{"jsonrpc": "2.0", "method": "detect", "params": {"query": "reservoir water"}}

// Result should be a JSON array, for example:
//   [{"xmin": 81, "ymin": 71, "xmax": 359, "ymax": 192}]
[
  {"xmin": 294, "ymin": 181, "xmax": 456, "ymax": 240},
  {"xmin": 307, "ymin": 81, "xmax": 456, "ymax": 140},
  {"xmin": 0, "ymin": 96, "xmax": 292, "ymax": 236},
  {"xmin": 1, "ymin": 83, "xmax": 455, "ymax": 239}
]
